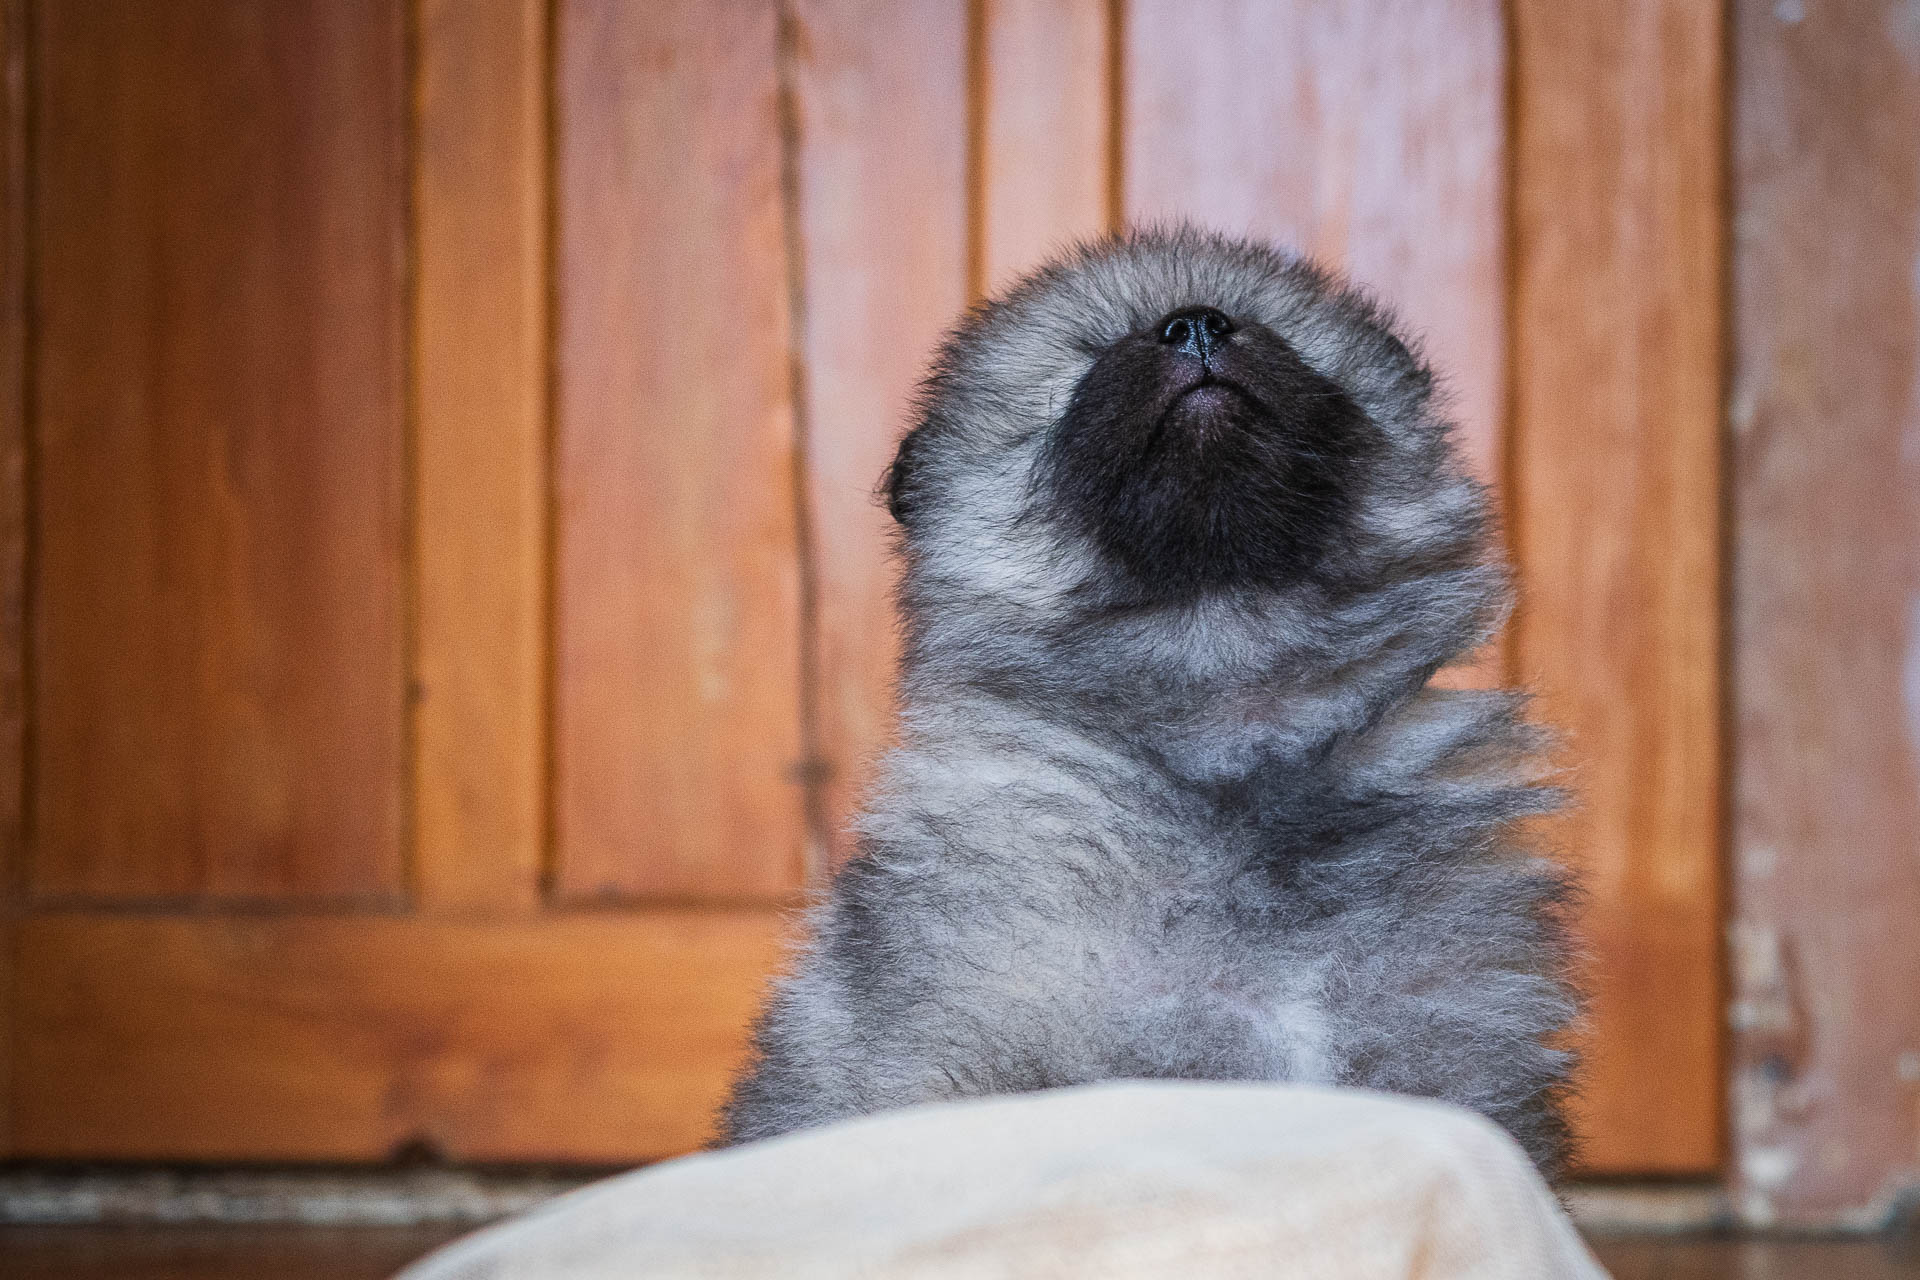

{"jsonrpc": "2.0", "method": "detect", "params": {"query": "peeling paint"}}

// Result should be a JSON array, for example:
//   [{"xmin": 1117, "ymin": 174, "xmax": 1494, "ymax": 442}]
[
  {"xmin": 1728, "ymin": 914, "xmax": 1822, "ymax": 1218},
  {"xmin": 1727, "ymin": 920, "xmax": 1795, "ymax": 1036},
  {"xmin": 1746, "ymin": 1146, "xmax": 1796, "ymax": 1186},
  {"xmin": 1738, "ymin": 842, "xmax": 1779, "ymax": 882},
  {"xmin": 1906, "ymin": 595, "xmax": 1920, "ymax": 765},
  {"xmin": 1733, "ymin": 1062, "xmax": 1780, "ymax": 1136},
  {"xmin": 1733, "ymin": 0, "xmax": 1920, "ymax": 1229},
  {"xmin": 1891, "ymin": 1, "xmax": 1920, "ymax": 65}
]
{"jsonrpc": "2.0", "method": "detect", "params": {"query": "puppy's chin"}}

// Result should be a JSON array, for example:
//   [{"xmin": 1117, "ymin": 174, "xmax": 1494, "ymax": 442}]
[{"xmin": 1044, "ymin": 318, "xmax": 1378, "ymax": 600}]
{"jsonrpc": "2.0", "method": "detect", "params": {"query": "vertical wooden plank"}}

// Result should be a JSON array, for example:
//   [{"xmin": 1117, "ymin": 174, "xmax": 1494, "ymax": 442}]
[
  {"xmin": 977, "ymin": 0, "xmax": 1111, "ymax": 294},
  {"xmin": 30, "ymin": 0, "xmax": 408, "ymax": 899},
  {"xmin": 554, "ymin": 0, "xmax": 804, "ymax": 901},
  {"xmin": 414, "ymin": 0, "xmax": 549, "ymax": 912},
  {"xmin": 1122, "ymin": 0, "xmax": 1507, "ymax": 492},
  {"xmin": 0, "ymin": 0, "xmax": 22, "ymax": 1156},
  {"xmin": 1729, "ymin": 0, "xmax": 1920, "ymax": 1227},
  {"xmin": 790, "ymin": 0, "xmax": 970, "ymax": 867},
  {"xmin": 1511, "ymin": 0, "xmax": 1724, "ymax": 1172}
]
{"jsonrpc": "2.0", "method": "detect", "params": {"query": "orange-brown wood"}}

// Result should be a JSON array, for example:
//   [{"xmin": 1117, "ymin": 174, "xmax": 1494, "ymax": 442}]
[
  {"xmin": 12, "ymin": 911, "xmax": 785, "ymax": 1161},
  {"xmin": 4, "ymin": 1, "xmax": 1738, "ymax": 1177},
  {"xmin": 1510, "ymin": 0, "xmax": 1724, "ymax": 1173},
  {"xmin": 0, "ymin": 0, "xmax": 21, "ymax": 881},
  {"xmin": 29, "ymin": 0, "xmax": 409, "ymax": 901},
  {"xmin": 976, "ymin": 0, "xmax": 1112, "ymax": 295},
  {"xmin": 553, "ymin": 0, "xmax": 806, "ymax": 902},
  {"xmin": 1728, "ymin": 0, "xmax": 1920, "ymax": 1225},
  {"xmin": 0, "ymin": 0, "xmax": 24, "ymax": 1156},
  {"xmin": 789, "ymin": 0, "xmax": 970, "ymax": 867},
  {"xmin": 414, "ymin": 0, "xmax": 550, "ymax": 913}
]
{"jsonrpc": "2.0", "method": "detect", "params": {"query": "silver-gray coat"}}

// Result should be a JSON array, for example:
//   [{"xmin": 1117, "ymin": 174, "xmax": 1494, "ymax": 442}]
[{"xmin": 718, "ymin": 228, "xmax": 1580, "ymax": 1175}]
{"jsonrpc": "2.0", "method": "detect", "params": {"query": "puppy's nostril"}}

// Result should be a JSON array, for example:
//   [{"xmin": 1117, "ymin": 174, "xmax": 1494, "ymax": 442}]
[{"xmin": 1157, "ymin": 306, "xmax": 1234, "ymax": 360}]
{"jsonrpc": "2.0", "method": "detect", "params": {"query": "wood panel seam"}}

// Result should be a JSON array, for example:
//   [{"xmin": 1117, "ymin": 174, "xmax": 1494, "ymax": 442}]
[
  {"xmin": 1498, "ymin": 0, "xmax": 1524, "ymax": 690},
  {"xmin": 7, "ymin": 0, "xmax": 30, "ymax": 907},
  {"xmin": 778, "ymin": 0, "xmax": 829, "ymax": 889},
  {"xmin": 965, "ymin": 0, "xmax": 986, "ymax": 302},
  {"xmin": 1105, "ymin": 0, "xmax": 1125, "ymax": 233},
  {"xmin": 539, "ymin": 0, "xmax": 559, "ymax": 904},
  {"xmin": 402, "ymin": 0, "xmax": 424, "ymax": 906},
  {"xmin": 1, "ymin": 0, "xmax": 24, "ymax": 1157}
]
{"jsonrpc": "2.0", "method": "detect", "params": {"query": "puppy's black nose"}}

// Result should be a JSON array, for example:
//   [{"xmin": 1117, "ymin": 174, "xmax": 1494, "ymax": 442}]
[{"xmin": 1157, "ymin": 306, "xmax": 1234, "ymax": 362}]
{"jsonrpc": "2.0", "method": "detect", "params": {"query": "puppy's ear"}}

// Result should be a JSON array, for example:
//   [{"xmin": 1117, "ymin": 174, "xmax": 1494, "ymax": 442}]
[{"xmin": 881, "ymin": 424, "xmax": 927, "ymax": 526}]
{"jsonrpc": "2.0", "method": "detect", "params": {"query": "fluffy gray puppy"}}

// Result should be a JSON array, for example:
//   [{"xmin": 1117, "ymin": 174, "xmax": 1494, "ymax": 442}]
[{"xmin": 719, "ymin": 227, "xmax": 1580, "ymax": 1174}]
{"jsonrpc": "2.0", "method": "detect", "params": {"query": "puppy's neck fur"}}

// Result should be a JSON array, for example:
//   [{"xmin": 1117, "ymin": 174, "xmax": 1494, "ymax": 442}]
[{"xmin": 897, "ymin": 550, "xmax": 1510, "ymax": 786}]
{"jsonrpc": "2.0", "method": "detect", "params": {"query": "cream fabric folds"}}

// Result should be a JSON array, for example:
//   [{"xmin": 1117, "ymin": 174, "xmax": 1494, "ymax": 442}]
[{"xmin": 399, "ymin": 1082, "xmax": 1608, "ymax": 1280}]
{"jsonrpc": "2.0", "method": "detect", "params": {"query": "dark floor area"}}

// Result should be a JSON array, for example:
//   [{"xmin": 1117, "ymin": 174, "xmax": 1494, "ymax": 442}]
[
  {"xmin": 0, "ymin": 1226, "xmax": 460, "ymax": 1279},
  {"xmin": 1592, "ymin": 1233, "xmax": 1920, "ymax": 1280},
  {"xmin": 3, "ymin": 1225, "xmax": 1919, "ymax": 1278}
]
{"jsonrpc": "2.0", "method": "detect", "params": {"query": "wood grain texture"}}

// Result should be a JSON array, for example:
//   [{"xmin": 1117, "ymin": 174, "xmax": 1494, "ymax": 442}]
[
  {"xmin": 1511, "ymin": 0, "xmax": 1724, "ymax": 1173},
  {"xmin": 414, "ymin": 0, "xmax": 549, "ymax": 912},
  {"xmin": 554, "ymin": 0, "xmax": 805, "ymax": 901},
  {"xmin": 789, "ymin": 0, "xmax": 970, "ymax": 867},
  {"xmin": 976, "ymin": 0, "xmax": 1112, "ymax": 294},
  {"xmin": 1122, "ymin": 0, "xmax": 1508, "ymax": 492},
  {"xmin": 29, "ymin": 0, "xmax": 408, "ymax": 900},
  {"xmin": 0, "ymin": 0, "xmax": 22, "ymax": 1157},
  {"xmin": 1727, "ymin": 0, "xmax": 1920, "ymax": 1225},
  {"xmin": 11, "ymin": 911, "xmax": 784, "ymax": 1161}
]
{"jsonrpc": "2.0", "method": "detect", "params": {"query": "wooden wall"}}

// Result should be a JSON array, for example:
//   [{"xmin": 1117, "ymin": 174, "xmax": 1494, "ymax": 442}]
[{"xmin": 2, "ymin": 0, "xmax": 1857, "ymax": 1201}]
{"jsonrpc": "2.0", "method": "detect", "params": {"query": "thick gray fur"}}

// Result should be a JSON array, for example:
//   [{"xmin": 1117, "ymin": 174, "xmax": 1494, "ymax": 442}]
[{"xmin": 718, "ymin": 227, "xmax": 1581, "ymax": 1174}]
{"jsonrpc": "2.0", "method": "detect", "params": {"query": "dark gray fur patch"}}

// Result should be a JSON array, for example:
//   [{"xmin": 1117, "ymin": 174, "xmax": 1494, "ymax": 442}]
[{"xmin": 718, "ymin": 226, "xmax": 1582, "ymax": 1177}]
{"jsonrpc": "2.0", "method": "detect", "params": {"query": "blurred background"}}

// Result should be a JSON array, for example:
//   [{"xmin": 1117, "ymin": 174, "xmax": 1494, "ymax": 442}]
[{"xmin": 0, "ymin": 0, "xmax": 1911, "ymax": 1240}]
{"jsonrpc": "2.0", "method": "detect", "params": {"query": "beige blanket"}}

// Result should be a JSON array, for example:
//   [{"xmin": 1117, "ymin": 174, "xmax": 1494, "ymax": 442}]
[{"xmin": 401, "ymin": 1082, "xmax": 1607, "ymax": 1279}]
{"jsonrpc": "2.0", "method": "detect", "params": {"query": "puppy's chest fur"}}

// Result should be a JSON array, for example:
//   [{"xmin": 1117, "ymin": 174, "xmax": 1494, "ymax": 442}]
[
  {"xmin": 882, "ymin": 751, "xmax": 1343, "ymax": 1081},
  {"xmin": 825, "ymin": 702, "xmax": 1517, "ymax": 1078},
  {"xmin": 723, "ymin": 688, "xmax": 1574, "ymax": 1170}
]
